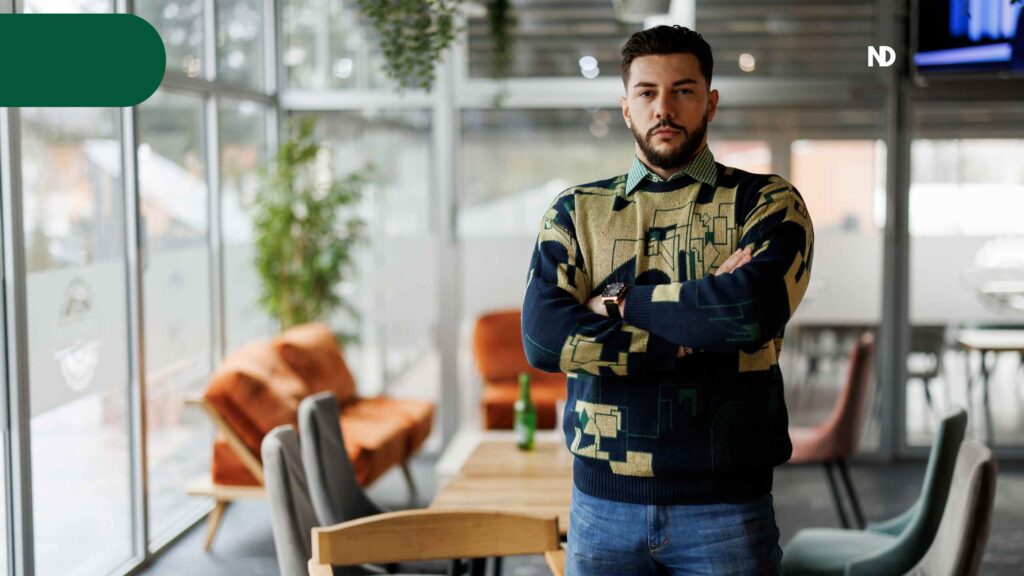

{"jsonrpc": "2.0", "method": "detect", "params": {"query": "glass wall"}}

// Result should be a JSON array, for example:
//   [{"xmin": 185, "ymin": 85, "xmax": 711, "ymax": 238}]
[
  {"xmin": 291, "ymin": 111, "xmax": 440, "ymax": 406},
  {"xmin": 784, "ymin": 139, "xmax": 886, "ymax": 450},
  {"xmin": 907, "ymin": 101, "xmax": 1024, "ymax": 448},
  {"xmin": 135, "ymin": 0, "xmax": 205, "ymax": 78},
  {"xmin": 21, "ymin": 106, "xmax": 133, "ymax": 576},
  {"xmin": 282, "ymin": 0, "xmax": 393, "ymax": 90},
  {"xmin": 216, "ymin": 0, "xmax": 266, "ymax": 90},
  {"xmin": 220, "ymin": 99, "xmax": 274, "ymax": 353},
  {"xmin": 137, "ymin": 90, "xmax": 214, "ymax": 543}
]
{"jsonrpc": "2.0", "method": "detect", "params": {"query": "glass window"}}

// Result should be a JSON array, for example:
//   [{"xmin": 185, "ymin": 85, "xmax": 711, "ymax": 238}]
[
  {"xmin": 217, "ymin": 0, "xmax": 265, "ymax": 90},
  {"xmin": 137, "ymin": 90, "xmax": 214, "ymax": 543},
  {"xmin": 291, "ymin": 111, "xmax": 438, "ymax": 406},
  {"xmin": 786, "ymin": 139, "xmax": 885, "ymax": 452},
  {"xmin": 460, "ymin": 108, "xmax": 633, "ymax": 238},
  {"xmin": 21, "ymin": 107, "xmax": 133, "ymax": 576},
  {"xmin": 465, "ymin": 2, "xmax": 640, "ymax": 78},
  {"xmin": 136, "ymin": 0, "xmax": 206, "ymax": 78},
  {"xmin": 19, "ymin": 0, "xmax": 111, "ymax": 12},
  {"xmin": 282, "ymin": 0, "xmax": 393, "ymax": 89},
  {"xmin": 220, "ymin": 99, "xmax": 274, "ymax": 353},
  {"xmin": 908, "ymin": 132, "xmax": 1024, "ymax": 448}
]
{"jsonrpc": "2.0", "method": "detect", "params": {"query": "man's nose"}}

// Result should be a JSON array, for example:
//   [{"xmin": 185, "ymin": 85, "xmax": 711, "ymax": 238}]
[{"xmin": 654, "ymin": 92, "xmax": 676, "ymax": 120}]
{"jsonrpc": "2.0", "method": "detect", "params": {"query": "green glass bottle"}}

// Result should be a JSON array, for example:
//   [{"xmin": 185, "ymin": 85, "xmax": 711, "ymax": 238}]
[{"xmin": 514, "ymin": 371, "xmax": 536, "ymax": 451}]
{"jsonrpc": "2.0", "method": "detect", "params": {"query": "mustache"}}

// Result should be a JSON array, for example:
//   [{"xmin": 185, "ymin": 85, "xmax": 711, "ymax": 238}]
[{"xmin": 646, "ymin": 120, "xmax": 687, "ymax": 140}]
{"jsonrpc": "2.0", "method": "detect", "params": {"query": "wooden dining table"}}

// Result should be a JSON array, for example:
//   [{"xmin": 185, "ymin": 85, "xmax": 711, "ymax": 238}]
[
  {"xmin": 956, "ymin": 328, "xmax": 1024, "ymax": 445},
  {"xmin": 431, "ymin": 430, "xmax": 574, "ymax": 536}
]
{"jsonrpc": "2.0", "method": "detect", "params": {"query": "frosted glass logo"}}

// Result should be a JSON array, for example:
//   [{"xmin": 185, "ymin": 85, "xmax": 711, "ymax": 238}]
[
  {"xmin": 868, "ymin": 45, "xmax": 896, "ymax": 67},
  {"xmin": 54, "ymin": 278, "xmax": 100, "ymax": 393}
]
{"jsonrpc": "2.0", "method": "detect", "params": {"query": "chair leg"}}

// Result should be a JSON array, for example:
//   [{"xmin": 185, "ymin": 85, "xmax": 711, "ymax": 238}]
[
  {"xmin": 469, "ymin": 558, "xmax": 487, "ymax": 576},
  {"xmin": 401, "ymin": 460, "xmax": 418, "ymax": 505},
  {"xmin": 823, "ymin": 462, "xmax": 851, "ymax": 529},
  {"xmin": 836, "ymin": 458, "xmax": 866, "ymax": 529},
  {"xmin": 203, "ymin": 500, "xmax": 229, "ymax": 552}
]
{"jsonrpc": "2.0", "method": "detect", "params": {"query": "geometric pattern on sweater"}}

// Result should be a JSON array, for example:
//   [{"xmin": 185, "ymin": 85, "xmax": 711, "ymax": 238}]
[{"xmin": 522, "ymin": 146, "xmax": 814, "ymax": 487}]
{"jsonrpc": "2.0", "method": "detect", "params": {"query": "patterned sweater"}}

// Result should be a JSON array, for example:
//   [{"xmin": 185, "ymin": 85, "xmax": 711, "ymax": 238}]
[{"xmin": 521, "ymin": 146, "xmax": 814, "ymax": 505}]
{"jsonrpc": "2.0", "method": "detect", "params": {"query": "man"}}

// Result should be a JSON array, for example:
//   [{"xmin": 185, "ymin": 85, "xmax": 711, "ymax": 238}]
[{"xmin": 521, "ymin": 26, "xmax": 814, "ymax": 575}]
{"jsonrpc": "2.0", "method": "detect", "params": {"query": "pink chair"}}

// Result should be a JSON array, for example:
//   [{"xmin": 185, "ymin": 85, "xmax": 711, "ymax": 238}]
[{"xmin": 789, "ymin": 331, "xmax": 876, "ymax": 529}]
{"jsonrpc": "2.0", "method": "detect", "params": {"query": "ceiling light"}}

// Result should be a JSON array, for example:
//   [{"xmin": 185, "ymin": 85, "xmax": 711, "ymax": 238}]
[
  {"xmin": 738, "ymin": 53, "xmax": 756, "ymax": 72},
  {"xmin": 578, "ymin": 55, "xmax": 598, "ymax": 72}
]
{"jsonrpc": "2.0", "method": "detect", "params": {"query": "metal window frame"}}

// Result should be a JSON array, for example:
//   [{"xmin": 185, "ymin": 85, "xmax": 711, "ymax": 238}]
[{"xmin": 1, "ymin": 93, "xmax": 34, "ymax": 576}]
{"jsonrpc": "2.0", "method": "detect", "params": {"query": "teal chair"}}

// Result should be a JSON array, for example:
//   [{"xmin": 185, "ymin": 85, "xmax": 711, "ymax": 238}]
[{"xmin": 781, "ymin": 408, "xmax": 968, "ymax": 576}]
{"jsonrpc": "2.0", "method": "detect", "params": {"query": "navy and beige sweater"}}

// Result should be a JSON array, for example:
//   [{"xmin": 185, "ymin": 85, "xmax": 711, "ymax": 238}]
[{"xmin": 521, "ymin": 146, "xmax": 814, "ymax": 505}]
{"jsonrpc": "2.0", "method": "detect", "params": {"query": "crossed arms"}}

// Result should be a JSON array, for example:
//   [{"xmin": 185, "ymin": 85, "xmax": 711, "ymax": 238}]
[{"xmin": 521, "ymin": 177, "xmax": 814, "ymax": 378}]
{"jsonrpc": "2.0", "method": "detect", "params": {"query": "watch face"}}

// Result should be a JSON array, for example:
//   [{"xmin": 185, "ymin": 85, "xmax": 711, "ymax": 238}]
[{"xmin": 602, "ymin": 282, "xmax": 626, "ymax": 298}]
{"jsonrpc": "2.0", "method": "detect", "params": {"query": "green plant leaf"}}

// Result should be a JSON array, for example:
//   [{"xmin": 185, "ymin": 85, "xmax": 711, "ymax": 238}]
[{"xmin": 252, "ymin": 116, "xmax": 367, "ymax": 332}]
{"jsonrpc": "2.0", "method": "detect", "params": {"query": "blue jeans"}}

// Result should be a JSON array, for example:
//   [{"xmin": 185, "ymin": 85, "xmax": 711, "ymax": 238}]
[{"xmin": 567, "ymin": 485, "xmax": 782, "ymax": 576}]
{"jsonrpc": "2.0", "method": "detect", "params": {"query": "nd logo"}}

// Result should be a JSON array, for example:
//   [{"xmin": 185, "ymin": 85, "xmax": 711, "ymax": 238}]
[{"xmin": 868, "ymin": 45, "xmax": 896, "ymax": 67}]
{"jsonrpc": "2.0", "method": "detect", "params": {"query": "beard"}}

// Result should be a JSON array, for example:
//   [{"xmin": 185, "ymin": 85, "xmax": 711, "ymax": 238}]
[{"xmin": 631, "ymin": 112, "xmax": 708, "ymax": 172}]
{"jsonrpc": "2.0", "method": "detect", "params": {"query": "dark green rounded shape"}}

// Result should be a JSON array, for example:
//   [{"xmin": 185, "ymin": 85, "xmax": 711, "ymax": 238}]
[{"xmin": 0, "ymin": 14, "xmax": 166, "ymax": 107}]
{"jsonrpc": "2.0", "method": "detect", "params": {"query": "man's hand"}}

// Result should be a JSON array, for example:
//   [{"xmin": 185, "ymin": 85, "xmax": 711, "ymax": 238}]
[
  {"xmin": 586, "ymin": 247, "xmax": 754, "ymax": 317},
  {"xmin": 715, "ymin": 246, "xmax": 753, "ymax": 276},
  {"xmin": 586, "ymin": 247, "xmax": 754, "ymax": 357}
]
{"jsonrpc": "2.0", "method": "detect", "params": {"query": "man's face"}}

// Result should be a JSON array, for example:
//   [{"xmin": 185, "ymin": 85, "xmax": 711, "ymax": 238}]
[{"xmin": 620, "ymin": 53, "xmax": 719, "ymax": 171}]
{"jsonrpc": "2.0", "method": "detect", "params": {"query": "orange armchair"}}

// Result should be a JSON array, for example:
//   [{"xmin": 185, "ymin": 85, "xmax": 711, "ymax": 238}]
[{"xmin": 473, "ymin": 309, "xmax": 566, "ymax": 429}]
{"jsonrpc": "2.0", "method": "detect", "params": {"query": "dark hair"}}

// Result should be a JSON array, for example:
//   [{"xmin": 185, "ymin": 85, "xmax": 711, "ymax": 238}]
[{"xmin": 620, "ymin": 25, "xmax": 714, "ymax": 87}]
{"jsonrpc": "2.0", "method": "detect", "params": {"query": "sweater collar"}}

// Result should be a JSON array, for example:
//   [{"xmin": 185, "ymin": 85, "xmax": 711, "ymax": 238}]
[{"xmin": 624, "ymin": 145, "xmax": 717, "ymax": 195}]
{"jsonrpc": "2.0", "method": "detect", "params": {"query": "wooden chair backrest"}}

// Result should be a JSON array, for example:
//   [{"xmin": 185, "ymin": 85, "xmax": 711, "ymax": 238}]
[{"xmin": 307, "ymin": 509, "xmax": 560, "ymax": 575}]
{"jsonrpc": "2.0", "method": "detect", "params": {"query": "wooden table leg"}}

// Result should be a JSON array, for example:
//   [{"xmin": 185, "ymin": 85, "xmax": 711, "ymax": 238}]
[{"xmin": 203, "ymin": 500, "xmax": 229, "ymax": 552}]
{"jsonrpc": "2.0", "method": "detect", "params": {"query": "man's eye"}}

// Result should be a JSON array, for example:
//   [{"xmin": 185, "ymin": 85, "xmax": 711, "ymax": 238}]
[
  {"xmin": 677, "ymin": 89, "xmax": 692, "ymax": 95},
  {"xmin": 639, "ymin": 91, "xmax": 653, "ymax": 97}
]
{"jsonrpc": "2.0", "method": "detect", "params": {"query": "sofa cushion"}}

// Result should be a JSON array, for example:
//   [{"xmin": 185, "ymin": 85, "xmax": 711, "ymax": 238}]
[
  {"xmin": 211, "ymin": 437, "xmax": 260, "ymax": 486},
  {"xmin": 272, "ymin": 323, "xmax": 357, "ymax": 404},
  {"xmin": 340, "ymin": 411, "xmax": 411, "ymax": 486},
  {"xmin": 482, "ymin": 377, "xmax": 566, "ymax": 430},
  {"xmin": 341, "ymin": 396, "xmax": 434, "ymax": 455},
  {"xmin": 205, "ymin": 340, "xmax": 307, "ymax": 454}
]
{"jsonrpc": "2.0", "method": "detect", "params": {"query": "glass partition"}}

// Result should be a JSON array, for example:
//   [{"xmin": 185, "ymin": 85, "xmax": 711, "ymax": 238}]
[
  {"xmin": 137, "ymin": 90, "xmax": 214, "ymax": 543},
  {"xmin": 907, "ymin": 102, "xmax": 1024, "ymax": 448},
  {"xmin": 785, "ymin": 139, "xmax": 886, "ymax": 452},
  {"xmin": 21, "ymin": 106, "xmax": 133, "ymax": 576}
]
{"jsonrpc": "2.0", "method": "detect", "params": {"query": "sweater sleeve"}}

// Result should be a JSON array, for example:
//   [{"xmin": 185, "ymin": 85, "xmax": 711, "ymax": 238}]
[
  {"xmin": 521, "ymin": 190, "xmax": 680, "ymax": 376},
  {"xmin": 622, "ymin": 175, "xmax": 814, "ymax": 352}
]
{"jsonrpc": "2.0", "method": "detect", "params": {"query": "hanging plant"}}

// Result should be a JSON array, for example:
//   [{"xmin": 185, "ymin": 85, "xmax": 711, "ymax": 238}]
[
  {"xmin": 252, "ymin": 116, "xmax": 367, "ymax": 339},
  {"xmin": 356, "ymin": 0, "xmax": 461, "ymax": 91},
  {"xmin": 487, "ymin": 0, "xmax": 516, "ymax": 80}
]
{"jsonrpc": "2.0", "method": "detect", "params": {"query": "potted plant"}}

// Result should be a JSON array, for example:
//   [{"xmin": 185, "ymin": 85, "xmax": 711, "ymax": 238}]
[
  {"xmin": 356, "ymin": 0, "xmax": 461, "ymax": 91},
  {"xmin": 252, "ymin": 116, "xmax": 366, "ymax": 339}
]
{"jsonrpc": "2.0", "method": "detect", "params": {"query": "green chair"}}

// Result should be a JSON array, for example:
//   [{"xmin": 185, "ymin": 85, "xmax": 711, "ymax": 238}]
[{"xmin": 781, "ymin": 408, "xmax": 968, "ymax": 576}]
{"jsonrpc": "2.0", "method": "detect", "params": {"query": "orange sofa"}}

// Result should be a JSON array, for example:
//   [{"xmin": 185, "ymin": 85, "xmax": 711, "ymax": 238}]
[
  {"xmin": 205, "ymin": 323, "xmax": 434, "ymax": 488},
  {"xmin": 473, "ymin": 309, "xmax": 566, "ymax": 429}
]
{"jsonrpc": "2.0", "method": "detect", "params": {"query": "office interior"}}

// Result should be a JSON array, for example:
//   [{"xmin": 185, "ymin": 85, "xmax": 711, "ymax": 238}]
[{"xmin": 0, "ymin": 0, "xmax": 1023, "ymax": 575}]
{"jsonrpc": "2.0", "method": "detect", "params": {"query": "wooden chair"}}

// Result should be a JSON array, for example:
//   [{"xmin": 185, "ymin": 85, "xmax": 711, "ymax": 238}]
[
  {"xmin": 185, "ymin": 393, "xmax": 267, "ymax": 551},
  {"xmin": 307, "ymin": 509, "xmax": 561, "ymax": 576},
  {"xmin": 544, "ymin": 548, "xmax": 566, "ymax": 576}
]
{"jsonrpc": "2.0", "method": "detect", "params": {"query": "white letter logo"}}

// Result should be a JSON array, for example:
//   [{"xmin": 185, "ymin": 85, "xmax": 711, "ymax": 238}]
[{"xmin": 868, "ymin": 46, "xmax": 895, "ymax": 67}]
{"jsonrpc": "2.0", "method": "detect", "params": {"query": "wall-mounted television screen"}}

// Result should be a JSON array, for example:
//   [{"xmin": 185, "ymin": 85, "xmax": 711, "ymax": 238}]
[{"xmin": 915, "ymin": 0, "xmax": 1024, "ymax": 75}]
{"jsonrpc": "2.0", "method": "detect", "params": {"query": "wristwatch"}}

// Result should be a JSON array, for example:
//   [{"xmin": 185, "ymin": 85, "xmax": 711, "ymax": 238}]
[{"xmin": 601, "ymin": 282, "xmax": 629, "ymax": 319}]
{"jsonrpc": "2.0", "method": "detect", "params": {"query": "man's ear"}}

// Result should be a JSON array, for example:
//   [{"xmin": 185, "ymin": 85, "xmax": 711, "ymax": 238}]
[
  {"xmin": 707, "ymin": 88, "xmax": 719, "ymax": 123},
  {"xmin": 620, "ymin": 95, "xmax": 631, "ymax": 129}
]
